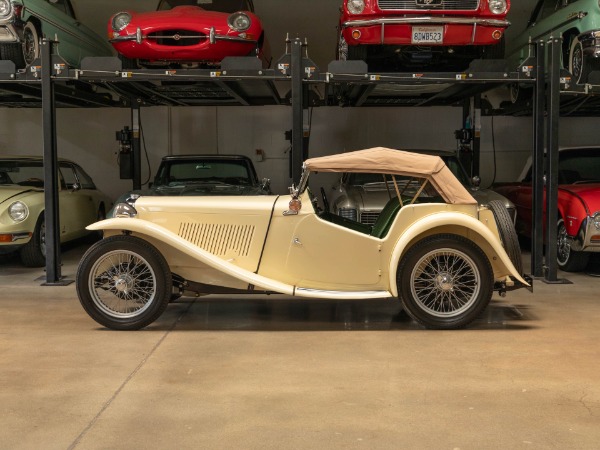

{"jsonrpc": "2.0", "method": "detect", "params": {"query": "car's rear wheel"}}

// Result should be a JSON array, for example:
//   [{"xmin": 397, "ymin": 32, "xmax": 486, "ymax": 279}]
[
  {"xmin": 397, "ymin": 234, "xmax": 493, "ymax": 329},
  {"xmin": 76, "ymin": 235, "xmax": 172, "ymax": 330},
  {"xmin": 488, "ymin": 200, "xmax": 523, "ymax": 275},
  {"xmin": 23, "ymin": 22, "xmax": 40, "ymax": 66},
  {"xmin": 569, "ymin": 37, "xmax": 600, "ymax": 84},
  {"xmin": 557, "ymin": 218, "xmax": 590, "ymax": 272},
  {"xmin": 20, "ymin": 214, "xmax": 45, "ymax": 267}
]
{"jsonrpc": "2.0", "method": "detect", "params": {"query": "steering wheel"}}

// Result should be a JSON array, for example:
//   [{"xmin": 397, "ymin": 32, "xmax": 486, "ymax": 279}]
[{"xmin": 320, "ymin": 187, "xmax": 330, "ymax": 213}]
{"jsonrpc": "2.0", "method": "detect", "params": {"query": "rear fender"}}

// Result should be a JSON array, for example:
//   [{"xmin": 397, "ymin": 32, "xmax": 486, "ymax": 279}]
[{"xmin": 388, "ymin": 212, "xmax": 528, "ymax": 297}]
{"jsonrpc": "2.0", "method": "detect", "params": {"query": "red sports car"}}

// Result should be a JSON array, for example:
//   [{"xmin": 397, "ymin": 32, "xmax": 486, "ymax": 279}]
[
  {"xmin": 108, "ymin": 0, "xmax": 267, "ymax": 67},
  {"xmin": 338, "ymin": 0, "xmax": 510, "ymax": 71},
  {"xmin": 494, "ymin": 147, "xmax": 600, "ymax": 272}
]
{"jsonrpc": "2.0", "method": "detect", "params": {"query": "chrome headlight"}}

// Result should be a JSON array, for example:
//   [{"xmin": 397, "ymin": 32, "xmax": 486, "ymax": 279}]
[
  {"xmin": 347, "ymin": 0, "xmax": 365, "ymax": 14},
  {"xmin": 488, "ymin": 0, "xmax": 507, "ymax": 14},
  {"xmin": 593, "ymin": 212, "xmax": 600, "ymax": 230},
  {"xmin": 113, "ymin": 202, "xmax": 137, "ymax": 218},
  {"xmin": 8, "ymin": 201, "xmax": 28, "ymax": 223},
  {"xmin": 227, "ymin": 12, "xmax": 251, "ymax": 32},
  {"xmin": 0, "ymin": 0, "xmax": 12, "ymax": 18},
  {"xmin": 112, "ymin": 12, "xmax": 131, "ymax": 32}
]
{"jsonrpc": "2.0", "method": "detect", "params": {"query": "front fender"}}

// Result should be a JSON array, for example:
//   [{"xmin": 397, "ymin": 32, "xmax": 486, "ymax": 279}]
[
  {"xmin": 388, "ymin": 212, "xmax": 529, "ymax": 297},
  {"xmin": 87, "ymin": 218, "xmax": 295, "ymax": 295}
]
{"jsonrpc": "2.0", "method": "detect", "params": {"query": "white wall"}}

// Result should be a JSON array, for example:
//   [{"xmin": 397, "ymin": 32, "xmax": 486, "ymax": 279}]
[{"xmin": 0, "ymin": 106, "xmax": 597, "ymax": 201}]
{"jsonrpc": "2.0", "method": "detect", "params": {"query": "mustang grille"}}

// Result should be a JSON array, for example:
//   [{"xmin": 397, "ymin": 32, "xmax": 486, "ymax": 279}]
[
  {"xmin": 147, "ymin": 30, "xmax": 205, "ymax": 46},
  {"xmin": 178, "ymin": 223, "xmax": 255, "ymax": 256},
  {"xmin": 360, "ymin": 212, "xmax": 380, "ymax": 226},
  {"xmin": 377, "ymin": 0, "xmax": 479, "ymax": 10}
]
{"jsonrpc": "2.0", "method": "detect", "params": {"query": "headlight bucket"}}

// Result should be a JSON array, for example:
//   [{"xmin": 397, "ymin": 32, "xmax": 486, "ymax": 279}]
[
  {"xmin": 8, "ymin": 201, "xmax": 29, "ymax": 223},
  {"xmin": 488, "ymin": 0, "xmax": 507, "ymax": 15},
  {"xmin": 112, "ymin": 12, "xmax": 132, "ymax": 32},
  {"xmin": 113, "ymin": 202, "xmax": 138, "ymax": 218},
  {"xmin": 593, "ymin": 212, "xmax": 600, "ymax": 230},
  {"xmin": 227, "ymin": 12, "xmax": 251, "ymax": 32},
  {"xmin": 0, "ymin": 0, "xmax": 12, "ymax": 18},
  {"xmin": 347, "ymin": 0, "xmax": 365, "ymax": 14}
]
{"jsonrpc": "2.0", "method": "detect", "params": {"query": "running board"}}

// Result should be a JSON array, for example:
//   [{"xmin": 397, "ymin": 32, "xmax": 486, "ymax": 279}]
[{"xmin": 294, "ymin": 288, "xmax": 392, "ymax": 299}]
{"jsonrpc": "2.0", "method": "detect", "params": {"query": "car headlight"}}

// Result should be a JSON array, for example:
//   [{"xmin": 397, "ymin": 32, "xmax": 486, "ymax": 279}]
[
  {"xmin": 488, "ymin": 0, "xmax": 507, "ymax": 14},
  {"xmin": 593, "ymin": 212, "xmax": 600, "ymax": 230},
  {"xmin": 227, "ymin": 12, "xmax": 251, "ymax": 32},
  {"xmin": 0, "ymin": 0, "xmax": 12, "ymax": 18},
  {"xmin": 8, "ymin": 201, "xmax": 28, "ymax": 223},
  {"xmin": 347, "ymin": 0, "xmax": 365, "ymax": 14},
  {"xmin": 113, "ymin": 202, "xmax": 137, "ymax": 218},
  {"xmin": 112, "ymin": 12, "xmax": 131, "ymax": 32}
]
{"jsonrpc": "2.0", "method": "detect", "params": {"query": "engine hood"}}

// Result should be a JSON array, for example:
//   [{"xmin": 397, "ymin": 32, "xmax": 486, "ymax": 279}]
[
  {"xmin": 560, "ymin": 184, "xmax": 600, "ymax": 213},
  {"xmin": 0, "ymin": 186, "xmax": 40, "ymax": 205}
]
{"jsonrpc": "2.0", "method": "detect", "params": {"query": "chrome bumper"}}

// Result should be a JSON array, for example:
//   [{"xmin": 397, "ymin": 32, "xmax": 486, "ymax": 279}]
[
  {"xmin": 569, "ymin": 213, "xmax": 600, "ymax": 252},
  {"xmin": 110, "ymin": 27, "xmax": 258, "ymax": 45},
  {"xmin": 342, "ymin": 16, "xmax": 510, "ymax": 28},
  {"xmin": 0, "ymin": 24, "xmax": 20, "ymax": 43}
]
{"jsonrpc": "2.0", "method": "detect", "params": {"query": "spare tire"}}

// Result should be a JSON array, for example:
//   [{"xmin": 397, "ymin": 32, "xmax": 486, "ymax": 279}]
[{"xmin": 488, "ymin": 200, "xmax": 523, "ymax": 275}]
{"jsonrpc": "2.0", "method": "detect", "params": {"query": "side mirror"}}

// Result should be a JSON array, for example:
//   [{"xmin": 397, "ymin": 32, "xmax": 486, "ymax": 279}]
[
  {"xmin": 261, "ymin": 178, "xmax": 271, "ymax": 192},
  {"xmin": 71, "ymin": 182, "xmax": 81, "ymax": 192},
  {"xmin": 471, "ymin": 176, "xmax": 481, "ymax": 189}
]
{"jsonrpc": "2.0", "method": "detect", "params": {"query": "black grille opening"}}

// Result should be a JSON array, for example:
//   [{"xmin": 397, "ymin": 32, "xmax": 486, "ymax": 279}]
[{"xmin": 148, "ymin": 30, "xmax": 206, "ymax": 46}]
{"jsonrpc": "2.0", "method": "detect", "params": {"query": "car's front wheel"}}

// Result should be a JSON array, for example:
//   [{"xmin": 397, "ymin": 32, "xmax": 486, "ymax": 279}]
[
  {"xmin": 569, "ymin": 37, "xmax": 600, "ymax": 84},
  {"xmin": 76, "ymin": 235, "xmax": 172, "ymax": 330},
  {"xmin": 557, "ymin": 218, "xmax": 590, "ymax": 272},
  {"xmin": 397, "ymin": 234, "xmax": 493, "ymax": 329},
  {"xmin": 20, "ymin": 214, "xmax": 45, "ymax": 267}
]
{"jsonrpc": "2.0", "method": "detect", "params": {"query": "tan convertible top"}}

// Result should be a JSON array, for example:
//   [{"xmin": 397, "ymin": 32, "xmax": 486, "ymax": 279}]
[{"xmin": 304, "ymin": 147, "xmax": 477, "ymax": 205}]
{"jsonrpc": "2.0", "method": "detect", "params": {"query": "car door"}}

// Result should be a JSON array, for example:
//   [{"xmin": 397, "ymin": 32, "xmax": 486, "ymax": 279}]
[{"xmin": 58, "ymin": 162, "xmax": 96, "ymax": 239}]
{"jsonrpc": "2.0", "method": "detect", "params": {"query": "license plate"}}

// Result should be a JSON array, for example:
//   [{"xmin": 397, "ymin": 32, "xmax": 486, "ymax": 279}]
[{"xmin": 411, "ymin": 26, "xmax": 443, "ymax": 44}]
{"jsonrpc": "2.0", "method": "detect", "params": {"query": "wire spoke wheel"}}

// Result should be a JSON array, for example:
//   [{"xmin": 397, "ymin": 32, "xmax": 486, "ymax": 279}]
[
  {"xmin": 76, "ymin": 236, "xmax": 172, "ymax": 330},
  {"xmin": 410, "ymin": 248, "xmax": 480, "ymax": 318},
  {"xmin": 397, "ymin": 234, "xmax": 493, "ymax": 329},
  {"xmin": 557, "ymin": 220, "xmax": 570, "ymax": 266}
]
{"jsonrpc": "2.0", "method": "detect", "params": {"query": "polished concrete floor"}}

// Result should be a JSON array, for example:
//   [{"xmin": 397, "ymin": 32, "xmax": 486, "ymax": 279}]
[{"xmin": 1, "ymin": 243, "xmax": 600, "ymax": 450}]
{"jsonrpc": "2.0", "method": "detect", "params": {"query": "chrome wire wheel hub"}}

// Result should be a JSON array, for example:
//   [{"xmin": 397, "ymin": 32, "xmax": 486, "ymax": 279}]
[
  {"xmin": 410, "ymin": 248, "xmax": 480, "ymax": 318},
  {"xmin": 572, "ymin": 46, "xmax": 583, "ymax": 81},
  {"xmin": 88, "ymin": 250, "xmax": 157, "ymax": 319}
]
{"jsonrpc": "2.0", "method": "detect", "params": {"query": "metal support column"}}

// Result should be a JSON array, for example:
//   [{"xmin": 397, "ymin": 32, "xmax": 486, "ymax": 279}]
[
  {"xmin": 532, "ymin": 40, "xmax": 545, "ymax": 277},
  {"xmin": 131, "ymin": 101, "xmax": 142, "ymax": 190},
  {"xmin": 543, "ymin": 36, "xmax": 561, "ymax": 282},
  {"xmin": 471, "ymin": 95, "xmax": 481, "ymax": 178},
  {"xmin": 291, "ymin": 38, "xmax": 304, "ymax": 184},
  {"xmin": 41, "ymin": 39, "xmax": 67, "ymax": 285}
]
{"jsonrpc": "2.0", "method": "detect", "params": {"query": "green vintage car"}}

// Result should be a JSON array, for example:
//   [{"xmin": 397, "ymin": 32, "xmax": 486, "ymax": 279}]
[
  {"xmin": 506, "ymin": 0, "xmax": 600, "ymax": 84},
  {"xmin": 0, "ymin": 156, "xmax": 112, "ymax": 267},
  {"xmin": 0, "ymin": 0, "xmax": 113, "ymax": 68}
]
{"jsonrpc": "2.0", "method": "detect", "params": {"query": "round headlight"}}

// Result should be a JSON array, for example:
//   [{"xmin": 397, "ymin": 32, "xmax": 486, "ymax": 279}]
[
  {"xmin": 593, "ymin": 213, "xmax": 600, "ymax": 230},
  {"xmin": 0, "ymin": 0, "xmax": 12, "ymax": 17},
  {"xmin": 347, "ymin": 0, "xmax": 365, "ymax": 14},
  {"xmin": 8, "ymin": 201, "xmax": 29, "ymax": 223},
  {"xmin": 112, "ymin": 12, "xmax": 132, "ymax": 32},
  {"xmin": 227, "ymin": 12, "xmax": 251, "ymax": 32},
  {"xmin": 488, "ymin": 0, "xmax": 507, "ymax": 14},
  {"xmin": 113, "ymin": 202, "xmax": 137, "ymax": 218}
]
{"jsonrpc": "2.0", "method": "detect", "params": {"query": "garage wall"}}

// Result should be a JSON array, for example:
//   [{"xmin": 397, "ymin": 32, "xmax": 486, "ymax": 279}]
[{"xmin": 0, "ymin": 106, "xmax": 596, "ymax": 202}]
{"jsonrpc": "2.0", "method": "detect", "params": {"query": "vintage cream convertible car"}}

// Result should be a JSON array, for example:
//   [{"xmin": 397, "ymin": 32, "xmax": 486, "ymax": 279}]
[{"xmin": 76, "ymin": 148, "xmax": 531, "ymax": 331}]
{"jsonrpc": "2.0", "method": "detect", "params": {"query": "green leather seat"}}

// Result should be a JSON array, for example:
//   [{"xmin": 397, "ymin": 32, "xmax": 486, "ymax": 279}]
[{"xmin": 370, "ymin": 198, "xmax": 402, "ymax": 239}]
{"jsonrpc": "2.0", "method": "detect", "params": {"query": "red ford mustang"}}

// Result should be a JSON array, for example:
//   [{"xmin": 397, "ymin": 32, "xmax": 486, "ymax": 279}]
[
  {"xmin": 494, "ymin": 147, "xmax": 600, "ymax": 272},
  {"xmin": 108, "ymin": 0, "xmax": 268, "ymax": 67},
  {"xmin": 338, "ymin": 0, "xmax": 510, "ymax": 71}
]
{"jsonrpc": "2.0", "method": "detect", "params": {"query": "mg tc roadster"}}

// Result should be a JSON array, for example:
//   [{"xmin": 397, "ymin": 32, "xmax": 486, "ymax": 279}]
[{"xmin": 76, "ymin": 148, "xmax": 531, "ymax": 331}]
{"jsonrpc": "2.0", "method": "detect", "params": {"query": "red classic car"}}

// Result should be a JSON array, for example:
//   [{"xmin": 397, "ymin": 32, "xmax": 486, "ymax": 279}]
[
  {"xmin": 338, "ymin": 0, "xmax": 510, "ymax": 70},
  {"xmin": 108, "ymin": 0, "xmax": 268, "ymax": 67},
  {"xmin": 494, "ymin": 147, "xmax": 600, "ymax": 272}
]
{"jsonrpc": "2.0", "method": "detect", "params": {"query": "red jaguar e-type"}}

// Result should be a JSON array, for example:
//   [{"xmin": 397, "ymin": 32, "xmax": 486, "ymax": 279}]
[{"xmin": 108, "ymin": 0, "xmax": 268, "ymax": 67}]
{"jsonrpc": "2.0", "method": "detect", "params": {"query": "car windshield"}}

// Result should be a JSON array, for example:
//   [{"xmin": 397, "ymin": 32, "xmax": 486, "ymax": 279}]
[
  {"xmin": 157, "ymin": 0, "xmax": 252, "ymax": 12},
  {"xmin": 0, "ymin": 160, "xmax": 45, "ymax": 187},
  {"xmin": 153, "ymin": 160, "xmax": 254, "ymax": 188},
  {"xmin": 559, "ymin": 149, "xmax": 600, "ymax": 183}
]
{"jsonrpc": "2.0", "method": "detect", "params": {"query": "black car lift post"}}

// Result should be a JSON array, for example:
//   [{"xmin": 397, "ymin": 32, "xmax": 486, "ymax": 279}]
[
  {"xmin": 41, "ymin": 38, "xmax": 71, "ymax": 286},
  {"xmin": 291, "ymin": 37, "xmax": 305, "ymax": 184}
]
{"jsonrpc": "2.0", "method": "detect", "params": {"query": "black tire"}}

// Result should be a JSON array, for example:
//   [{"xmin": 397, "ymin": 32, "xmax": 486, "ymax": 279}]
[
  {"xmin": 483, "ymin": 36, "xmax": 505, "ymax": 60},
  {"xmin": 118, "ymin": 54, "xmax": 139, "ymax": 70},
  {"xmin": 488, "ymin": 200, "xmax": 523, "ymax": 275},
  {"xmin": 20, "ymin": 215, "xmax": 45, "ymax": 267},
  {"xmin": 22, "ymin": 21, "xmax": 40, "ymax": 66},
  {"xmin": 0, "ymin": 43, "xmax": 26, "ymax": 69},
  {"xmin": 557, "ymin": 218, "xmax": 590, "ymax": 272},
  {"xmin": 569, "ymin": 37, "xmax": 600, "ymax": 84},
  {"xmin": 87, "ymin": 205, "xmax": 106, "ymax": 243},
  {"xmin": 76, "ymin": 235, "xmax": 172, "ymax": 330},
  {"xmin": 348, "ymin": 44, "xmax": 368, "ymax": 62},
  {"xmin": 397, "ymin": 234, "xmax": 493, "ymax": 330}
]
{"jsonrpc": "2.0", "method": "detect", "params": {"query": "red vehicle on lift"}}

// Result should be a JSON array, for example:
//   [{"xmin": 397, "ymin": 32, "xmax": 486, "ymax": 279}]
[
  {"xmin": 108, "ymin": 0, "xmax": 268, "ymax": 67},
  {"xmin": 338, "ymin": 0, "xmax": 510, "ymax": 71}
]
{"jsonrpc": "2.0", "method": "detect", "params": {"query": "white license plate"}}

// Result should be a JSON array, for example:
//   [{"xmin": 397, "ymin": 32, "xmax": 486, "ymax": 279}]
[{"xmin": 411, "ymin": 26, "xmax": 444, "ymax": 44}]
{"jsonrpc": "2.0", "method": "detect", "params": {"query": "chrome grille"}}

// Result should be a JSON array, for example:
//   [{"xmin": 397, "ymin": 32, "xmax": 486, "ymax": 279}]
[
  {"xmin": 178, "ymin": 223, "xmax": 255, "ymax": 256},
  {"xmin": 360, "ymin": 212, "xmax": 380, "ymax": 226},
  {"xmin": 377, "ymin": 0, "xmax": 479, "ymax": 11},
  {"xmin": 338, "ymin": 208, "xmax": 358, "ymax": 221}
]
